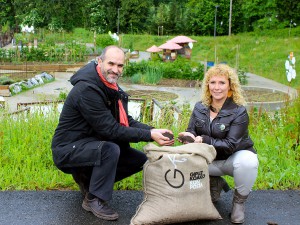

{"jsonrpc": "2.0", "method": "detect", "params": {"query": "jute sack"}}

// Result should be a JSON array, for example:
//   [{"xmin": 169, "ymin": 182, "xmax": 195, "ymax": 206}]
[{"xmin": 130, "ymin": 143, "xmax": 222, "ymax": 225}]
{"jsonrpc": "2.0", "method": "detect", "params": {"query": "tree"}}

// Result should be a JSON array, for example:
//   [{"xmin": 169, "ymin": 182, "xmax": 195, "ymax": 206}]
[
  {"xmin": 241, "ymin": 0, "xmax": 278, "ymax": 31},
  {"xmin": 0, "ymin": 0, "xmax": 16, "ymax": 30},
  {"xmin": 85, "ymin": 0, "xmax": 108, "ymax": 33},
  {"xmin": 0, "ymin": 0, "xmax": 296, "ymax": 37},
  {"xmin": 155, "ymin": 3, "xmax": 170, "ymax": 33},
  {"xmin": 230, "ymin": 0, "xmax": 244, "ymax": 34},
  {"xmin": 84, "ymin": 0, "xmax": 120, "ymax": 33},
  {"xmin": 120, "ymin": 0, "xmax": 153, "ymax": 34},
  {"xmin": 167, "ymin": 0, "xmax": 187, "ymax": 35},
  {"xmin": 185, "ymin": 0, "xmax": 217, "ymax": 35},
  {"xmin": 275, "ymin": 0, "xmax": 300, "ymax": 28},
  {"xmin": 12, "ymin": 0, "xmax": 89, "ymax": 31}
]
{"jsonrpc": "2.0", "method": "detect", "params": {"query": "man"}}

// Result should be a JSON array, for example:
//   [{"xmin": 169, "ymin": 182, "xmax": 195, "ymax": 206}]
[{"xmin": 51, "ymin": 45, "xmax": 174, "ymax": 221}]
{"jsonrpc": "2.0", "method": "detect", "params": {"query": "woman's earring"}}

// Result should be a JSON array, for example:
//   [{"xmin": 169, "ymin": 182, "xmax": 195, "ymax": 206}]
[{"xmin": 227, "ymin": 90, "xmax": 233, "ymax": 97}]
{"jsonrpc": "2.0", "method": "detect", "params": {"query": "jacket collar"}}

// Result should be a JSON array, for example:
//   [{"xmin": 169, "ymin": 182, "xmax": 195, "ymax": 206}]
[
  {"xmin": 197, "ymin": 97, "xmax": 238, "ymax": 115},
  {"xmin": 218, "ymin": 97, "xmax": 239, "ymax": 115}
]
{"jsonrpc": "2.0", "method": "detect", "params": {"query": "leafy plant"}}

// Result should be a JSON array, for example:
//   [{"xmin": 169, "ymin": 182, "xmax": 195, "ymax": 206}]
[
  {"xmin": 0, "ymin": 76, "xmax": 15, "ymax": 85},
  {"xmin": 123, "ymin": 59, "xmax": 204, "ymax": 81},
  {"xmin": 96, "ymin": 35, "xmax": 116, "ymax": 49},
  {"xmin": 144, "ymin": 66, "xmax": 163, "ymax": 84},
  {"xmin": 130, "ymin": 73, "xmax": 143, "ymax": 84},
  {"xmin": 238, "ymin": 68, "xmax": 248, "ymax": 85},
  {"xmin": 58, "ymin": 91, "xmax": 68, "ymax": 101}
]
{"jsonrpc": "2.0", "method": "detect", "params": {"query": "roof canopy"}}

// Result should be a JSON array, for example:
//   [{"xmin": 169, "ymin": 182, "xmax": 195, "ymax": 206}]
[
  {"xmin": 169, "ymin": 35, "xmax": 197, "ymax": 44},
  {"xmin": 158, "ymin": 42, "xmax": 182, "ymax": 50},
  {"xmin": 146, "ymin": 45, "xmax": 162, "ymax": 53}
]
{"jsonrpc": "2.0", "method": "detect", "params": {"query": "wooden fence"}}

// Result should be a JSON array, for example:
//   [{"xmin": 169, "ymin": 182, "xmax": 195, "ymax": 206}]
[{"xmin": 0, "ymin": 63, "xmax": 85, "ymax": 80}]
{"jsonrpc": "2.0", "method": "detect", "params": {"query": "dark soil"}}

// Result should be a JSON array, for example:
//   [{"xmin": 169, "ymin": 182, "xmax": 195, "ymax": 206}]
[
  {"xmin": 157, "ymin": 78, "xmax": 201, "ymax": 88},
  {"xmin": 244, "ymin": 90, "xmax": 289, "ymax": 102},
  {"xmin": 126, "ymin": 89, "xmax": 178, "ymax": 102}
]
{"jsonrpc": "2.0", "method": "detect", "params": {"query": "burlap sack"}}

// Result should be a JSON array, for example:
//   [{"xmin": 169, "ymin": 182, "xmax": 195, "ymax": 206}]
[{"xmin": 130, "ymin": 143, "xmax": 222, "ymax": 225}]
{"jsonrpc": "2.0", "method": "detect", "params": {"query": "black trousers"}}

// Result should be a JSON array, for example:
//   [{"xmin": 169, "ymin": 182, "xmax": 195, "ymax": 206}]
[{"xmin": 71, "ymin": 142, "xmax": 147, "ymax": 201}]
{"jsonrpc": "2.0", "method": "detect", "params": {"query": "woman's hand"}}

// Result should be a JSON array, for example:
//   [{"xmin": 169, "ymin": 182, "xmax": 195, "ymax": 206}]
[
  {"xmin": 194, "ymin": 136, "xmax": 203, "ymax": 143},
  {"xmin": 178, "ymin": 132, "xmax": 195, "ymax": 144}
]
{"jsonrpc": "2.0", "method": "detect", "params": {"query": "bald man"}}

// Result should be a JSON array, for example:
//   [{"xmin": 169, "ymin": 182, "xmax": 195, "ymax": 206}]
[{"xmin": 51, "ymin": 46, "xmax": 174, "ymax": 221}]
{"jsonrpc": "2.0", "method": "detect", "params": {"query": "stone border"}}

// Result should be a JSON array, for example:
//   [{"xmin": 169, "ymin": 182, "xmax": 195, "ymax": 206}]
[{"xmin": 244, "ymin": 86, "xmax": 297, "ymax": 111}]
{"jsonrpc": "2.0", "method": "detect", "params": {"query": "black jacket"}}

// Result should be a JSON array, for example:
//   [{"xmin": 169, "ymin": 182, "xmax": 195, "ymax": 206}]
[
  {"xmin": 186, "ymin": 97, "xmax": 256, "ymax": 160},
  {"xmin": 51, "ymin": 62, "xmax": 153, "ymax": 169}
]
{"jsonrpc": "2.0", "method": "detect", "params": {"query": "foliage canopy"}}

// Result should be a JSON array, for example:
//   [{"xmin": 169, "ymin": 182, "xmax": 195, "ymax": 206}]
[{"xmin": 1, "ymin": 0, "xmax": 299, "ymax": 35}]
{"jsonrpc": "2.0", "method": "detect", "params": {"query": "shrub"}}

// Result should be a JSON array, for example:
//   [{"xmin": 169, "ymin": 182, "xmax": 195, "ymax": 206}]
[
  {"xmin": 96, "ymin": 35, "xmax": 116, "ymax": 49},
  {"xmin": 0, "ymin": 76, "xmax": 15, "ymax": 85},
  {"xmin": 123, "ymin": 60, "xmax": 149, "ymax": 77},
  {"xmin": 123, "ymin": 59, "xmax": 204, "ymax": 81}
]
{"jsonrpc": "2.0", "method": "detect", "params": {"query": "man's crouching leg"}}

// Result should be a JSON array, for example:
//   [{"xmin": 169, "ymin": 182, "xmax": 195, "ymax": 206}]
[
  {"xmin": 72, "ymin": 167, "xmax": 92, "ymax": 197},
  {"xmin": 82, "ymin": 142, "xmax": 120, "ymax": 221}
]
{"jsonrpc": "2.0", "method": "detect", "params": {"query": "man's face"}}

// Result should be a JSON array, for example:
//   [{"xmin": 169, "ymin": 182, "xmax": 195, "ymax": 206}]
[{"xmin": 98, "ymin": 48, "xmax": 125, "ymax": 84}]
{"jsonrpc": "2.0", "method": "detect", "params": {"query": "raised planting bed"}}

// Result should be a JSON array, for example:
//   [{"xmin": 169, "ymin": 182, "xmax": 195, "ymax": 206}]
[{"xmin": 0, "ymin": 85, "xmax": 11, "ymax": 97}]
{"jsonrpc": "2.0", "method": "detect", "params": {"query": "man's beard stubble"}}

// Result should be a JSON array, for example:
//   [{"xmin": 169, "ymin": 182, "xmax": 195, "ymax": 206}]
[{"xmin": 102, "ymin": 69, "xmax": 121, "ymax": 84}]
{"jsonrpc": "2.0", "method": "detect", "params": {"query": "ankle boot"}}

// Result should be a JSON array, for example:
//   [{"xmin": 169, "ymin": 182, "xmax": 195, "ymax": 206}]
[
  {"xmin": 209, "ymin": 176, "xmax": 231, "ymax": 202},
  {"xmin": 231, "ymin": 189, "xmax": 248, "ymax": 224}
]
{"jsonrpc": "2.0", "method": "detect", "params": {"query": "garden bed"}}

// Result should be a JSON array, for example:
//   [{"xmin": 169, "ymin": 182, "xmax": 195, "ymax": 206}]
[
  {"xmin": 0, "ymin": 62, "xmax": 85, "ymax": 72},
  {"xmin": 0, "ymin": 85, "xmax": 11, "ymax": 97},
  {"xmin": 125, "ymin": 79, "xmax": 290, "ymax": 103}
]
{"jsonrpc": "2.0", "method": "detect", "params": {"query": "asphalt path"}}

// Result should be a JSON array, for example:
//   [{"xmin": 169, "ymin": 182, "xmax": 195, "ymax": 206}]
[{"xmin": 0, "ymin": 190, "xmax": 299, "ymax": 225}]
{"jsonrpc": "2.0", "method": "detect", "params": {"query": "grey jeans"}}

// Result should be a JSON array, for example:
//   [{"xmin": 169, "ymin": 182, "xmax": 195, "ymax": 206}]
[{"xmin": 208, "ymin": 150, "xmax": 259, "ymax": 196}]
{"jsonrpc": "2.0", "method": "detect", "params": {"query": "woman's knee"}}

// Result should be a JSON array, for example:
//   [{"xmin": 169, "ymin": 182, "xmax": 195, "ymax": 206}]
[{"xmin": 233, "ymin": 151, "xmax": 259, "ymax": 170}]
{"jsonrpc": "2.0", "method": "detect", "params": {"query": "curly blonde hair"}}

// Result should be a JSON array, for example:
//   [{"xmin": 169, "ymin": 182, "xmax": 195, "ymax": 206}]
[{"xmin": 200, "ymin": 64, "xmax": 246, "ymax": 106}]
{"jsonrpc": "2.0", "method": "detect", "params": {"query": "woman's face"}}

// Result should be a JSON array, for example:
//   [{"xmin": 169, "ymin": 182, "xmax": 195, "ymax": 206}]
[{"xmin": 208, "ymin": 75, "xmax": 230, "ymax": 102}]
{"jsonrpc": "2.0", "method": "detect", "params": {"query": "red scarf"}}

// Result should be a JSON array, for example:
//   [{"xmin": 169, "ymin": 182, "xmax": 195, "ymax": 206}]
[{"xmin": 96, "ymin": 65, "xmax": 129, "ymax": 127}]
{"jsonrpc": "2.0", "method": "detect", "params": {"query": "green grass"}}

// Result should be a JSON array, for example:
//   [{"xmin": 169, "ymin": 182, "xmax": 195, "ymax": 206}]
[
  {"xmin": 0, "ymin": 97, "xmax": 299, "ymax": 191},
  {"xmin": 0, "ymin": 110, "xmax": 76, "ymax": 190}
]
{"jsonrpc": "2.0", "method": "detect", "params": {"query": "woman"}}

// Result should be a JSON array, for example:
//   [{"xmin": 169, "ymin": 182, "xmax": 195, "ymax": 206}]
[{"xmin": 179, "ymin": 64, "xmax": 259, "ymax": 224}]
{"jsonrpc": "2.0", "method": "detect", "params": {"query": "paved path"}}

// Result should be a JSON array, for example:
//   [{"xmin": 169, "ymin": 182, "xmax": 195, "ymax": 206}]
[
  {"xmin": 0, "ymin": 190, "xmax": 299, "ymax": 225},
  {"xmin": 2, "ymin": 72, "xmax": 74, "ymax": 112},
  {"xmin": 246, "ymin": 72, "xmax": 298, "ymax": 98}
]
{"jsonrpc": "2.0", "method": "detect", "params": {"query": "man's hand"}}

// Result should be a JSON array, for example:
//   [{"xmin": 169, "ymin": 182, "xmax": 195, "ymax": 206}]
[{"xmin": 151, "ymin": 129, "xmax": 174, "ymax": 146}]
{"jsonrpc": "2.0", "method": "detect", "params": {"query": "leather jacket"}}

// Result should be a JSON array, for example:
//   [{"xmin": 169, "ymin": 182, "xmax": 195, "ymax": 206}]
[{"xmin": 186, "ymin": 97, "xmax": 256, "ymax": 160}]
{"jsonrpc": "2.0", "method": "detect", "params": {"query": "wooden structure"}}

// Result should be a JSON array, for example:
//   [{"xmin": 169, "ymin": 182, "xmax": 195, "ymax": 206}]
[
  {"xmin": 146, "ymin": 45, "xmax": 161, "ymax": 53},
  {"xmin": 0, "ymin": 85, "xmax": 11, "ymax": 97},
  {"xmin": 146, "ymin": 45, "xmax": 162, "ymax": 60},
  {"xmin": 158, "ymin": 42, "xmax": 182, "ymax": 62},
  {"xmin": 168, "ymin": 36, "xmax": 197, "ymax": 59}
]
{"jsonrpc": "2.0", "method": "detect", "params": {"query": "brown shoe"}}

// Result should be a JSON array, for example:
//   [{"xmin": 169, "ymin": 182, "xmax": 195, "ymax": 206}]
[
  {"xmin": 82, "ymin": 196, "xmax": 119, "ymax": 221},
  {"xmin": 210, "ymin": 176, "xmax": 231, "ymax": 203},
  {"xmin": 231, "ymin": 189, "xmax": 248, "ymax": 224}
]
